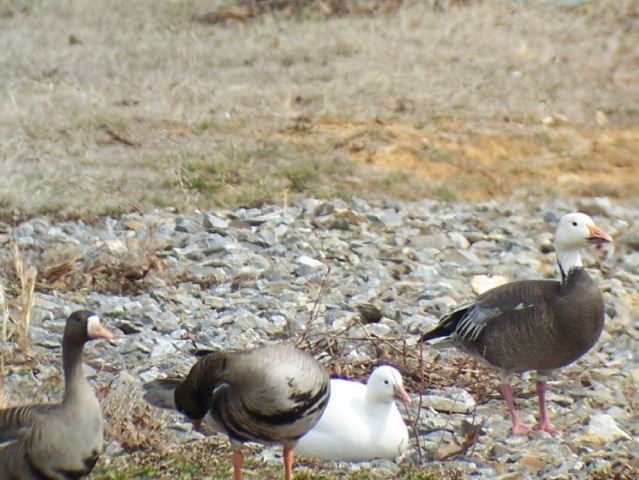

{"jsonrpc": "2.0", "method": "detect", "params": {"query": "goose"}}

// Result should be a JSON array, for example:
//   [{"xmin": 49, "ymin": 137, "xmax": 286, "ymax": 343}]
[
  {"xmin": 295, "ymin": 365, "xmax": 410, "ymax": 462},
  {"xmin": 143, "ymin": 344, "xmax": 330, "ymax": 480},
  {"xmin": 0, "ymin": 310, "xmax": 113, "ymax": 479},
  {"xmin": 421, "ymin": 212, "xmax": 612, "ymax": 435}
]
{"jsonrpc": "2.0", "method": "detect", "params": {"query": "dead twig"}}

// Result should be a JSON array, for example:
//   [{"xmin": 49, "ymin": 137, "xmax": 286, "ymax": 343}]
[
  {"xmin": 103, "ymin": 126, "xmax": 141, "ymax": 148},
  {"xmin": 296, "ymin": 265, "xmax": 331, "ymax": 347}
]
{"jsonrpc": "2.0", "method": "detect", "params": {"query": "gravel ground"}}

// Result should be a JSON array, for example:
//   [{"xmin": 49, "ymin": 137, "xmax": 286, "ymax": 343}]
[{"xmin": 1, "ymin": 196, "xmax": 638, "ymax": 478}]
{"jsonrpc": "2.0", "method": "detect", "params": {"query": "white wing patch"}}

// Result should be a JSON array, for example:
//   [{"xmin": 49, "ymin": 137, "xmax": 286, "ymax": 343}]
[
  {"xmin": 513, "ymin": 302, "xmax": 533, "ymax": 311},
  {"xmin": 455, "ymin": 306, "xmax": 501, "ymax": 342}
]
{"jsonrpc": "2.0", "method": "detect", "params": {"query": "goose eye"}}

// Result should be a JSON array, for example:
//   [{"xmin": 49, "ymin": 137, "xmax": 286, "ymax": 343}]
[
  {"xmin": 384, "ymin": 380, "xmax": 389, "ymax": 385},
  {"xmin": 571, "ymin": 221, "xmax": 578, "ymax": 227}
]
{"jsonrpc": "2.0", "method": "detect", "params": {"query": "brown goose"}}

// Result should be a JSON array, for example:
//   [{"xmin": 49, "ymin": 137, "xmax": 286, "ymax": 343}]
[
  {"xmin": 421, "ymin": 213, "xmax": 612, "ymax": 435},
  {"xmin": 143, "ymin": 344, "xmax": 330, "ymax": 480},
  {"xmin": 0, "ymin": 310, "xmax": 113, "ymax": 479}
]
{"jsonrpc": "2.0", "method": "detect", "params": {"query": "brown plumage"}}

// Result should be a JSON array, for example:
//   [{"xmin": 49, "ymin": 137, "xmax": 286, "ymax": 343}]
[
  {"xmin": 0, "ymin": 310, "xmax": 113, "ymax": 479},
  {"xmin": 144, "ymin": 344, "xmax": 330, "ymax": 480},
  {"xmin": 421, "ymin": 212, "xmax": 612, "ymax": 435}
]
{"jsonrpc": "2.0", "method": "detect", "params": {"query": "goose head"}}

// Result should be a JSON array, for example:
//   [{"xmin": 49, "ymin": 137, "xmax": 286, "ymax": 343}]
[
  {"xmin": 366, "ymin": 366, "xmax": 411, "ymax": 405},
  {"xmin": 65, "ymin": 310, "xmax": 113, "ymax": 344},
  {"xmin": 554, "ymin": 212, "xmax": 612, "ymax": 275},
  {"xmin": 173, "ymin": 381, "xmax": 212, "ymax": 431}
]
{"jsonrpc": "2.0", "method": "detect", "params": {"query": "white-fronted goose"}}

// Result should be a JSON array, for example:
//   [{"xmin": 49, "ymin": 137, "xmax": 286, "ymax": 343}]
[
  {"xmin": 143, "ymin": 344, "xmax": 330, "ymax": 480},
  {"xmin": 0, "ymin": 310, "xmax": 113, "ymax": 479},
  {"xmin": 295, "ymin": 365, "xmax": 410, "ymax": 462},
  {"xmin": 421, "ymin": 213, "xmax": 612, "ymax": 435}
]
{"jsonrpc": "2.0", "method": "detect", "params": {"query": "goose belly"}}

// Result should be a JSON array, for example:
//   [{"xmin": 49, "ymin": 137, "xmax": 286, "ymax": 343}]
[
  {"xmin": 27, "ymin": 407, "xmax": 103, "ymax": 479},
  {"xmin": 296, "ymin": 403, "xmax": 408, "ymax": 462},
  {"xmin": 468, "ymin": 314, "xmax": 604, "ymax": 373}
]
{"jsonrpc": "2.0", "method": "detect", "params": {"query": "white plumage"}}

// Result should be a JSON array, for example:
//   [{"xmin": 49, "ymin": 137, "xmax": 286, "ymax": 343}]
[{"xmin": 295, "ymin": 365, "xmax": 410, "ymax": 462}]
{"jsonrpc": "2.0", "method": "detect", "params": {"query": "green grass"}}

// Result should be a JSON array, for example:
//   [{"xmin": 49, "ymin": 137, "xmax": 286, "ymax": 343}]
[{"xmin": 91, "ymin": 450, "xmax": 454, "ymax": 480}]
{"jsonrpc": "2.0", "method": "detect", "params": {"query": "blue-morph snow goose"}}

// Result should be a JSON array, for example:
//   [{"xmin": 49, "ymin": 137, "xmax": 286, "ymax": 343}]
[
  {"xmin": 143, "ymin": 344, "xmax": 330, "ymax": 480},
  {"xmin": 0, "ymin": 310, "xmax": 113, "ymax": 479},
  {"xmin": 421, "ymin": 212, "xmax": 612, "ymax": 435}
]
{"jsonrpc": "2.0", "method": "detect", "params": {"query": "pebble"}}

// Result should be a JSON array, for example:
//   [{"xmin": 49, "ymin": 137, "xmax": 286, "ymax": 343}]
[
  {"xmin": 471, "ymin": 274, "xmax": 509, "ymax": 295},
  {"xmin": 1, "ymin": 198, "xmax": 636, "ymax": 479},
  {"xmin": 586, "ymin": 413, "xmax": 632, "ymax": 442},
  {"xmin": 422, "ymin": 387, "xmax": 477, "ymax": 414}
]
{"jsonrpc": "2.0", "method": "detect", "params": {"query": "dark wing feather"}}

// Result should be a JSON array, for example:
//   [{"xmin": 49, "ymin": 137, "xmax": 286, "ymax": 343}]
[
  {"xmin": 423, "ymin": 279, "xmax": 564, "ymax": 372},
  {"xmin": 0, "ymin": 404, "xmax": 55, "ymax": 443},
  {"xmin": 212, "ymin": 345, "xmax": 330, "ymax": 444},
  {"xmin": 422, "ymin": 280, "xmax": 557, "ymax": 344}
]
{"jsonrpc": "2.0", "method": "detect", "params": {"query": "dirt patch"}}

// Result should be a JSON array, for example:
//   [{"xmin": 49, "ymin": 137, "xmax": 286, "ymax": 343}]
[{"xmin": 304, "ymin": 116, "xmax": 639, "ymax": 201}]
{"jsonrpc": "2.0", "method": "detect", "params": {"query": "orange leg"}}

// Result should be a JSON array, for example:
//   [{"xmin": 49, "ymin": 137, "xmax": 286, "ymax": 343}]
[
  {"xmin": 283, "ymin": 447, "xmax": 294, "ymax": 480},
  {"xmin": 232, "ymin": 450, "xmax": 243, "ymax": 480}
]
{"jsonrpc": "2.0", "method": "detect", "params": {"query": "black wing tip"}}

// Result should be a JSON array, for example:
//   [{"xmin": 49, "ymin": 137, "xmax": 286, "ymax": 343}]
[{"xmin": 420, "ymin": 329, "xmax": 448, "ymax": 343}]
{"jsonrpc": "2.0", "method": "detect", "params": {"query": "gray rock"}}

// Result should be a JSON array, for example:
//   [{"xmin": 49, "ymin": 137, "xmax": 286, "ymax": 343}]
[
  {"xmin": 203, "ymin": 212, "xmax": 230, "ymax": 230},
  {"xmin": 422, "ymin": 387, "xmax": 476, "ymax": 413},
  {"xmin": 175, "ymin": 215, "xmax": 196, "ymax": 233}
]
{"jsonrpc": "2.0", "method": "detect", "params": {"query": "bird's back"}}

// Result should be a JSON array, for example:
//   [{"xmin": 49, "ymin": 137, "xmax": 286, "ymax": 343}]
[{"xmin": 211, "ymin": 345, "xmax": 330, "ymax": 444}]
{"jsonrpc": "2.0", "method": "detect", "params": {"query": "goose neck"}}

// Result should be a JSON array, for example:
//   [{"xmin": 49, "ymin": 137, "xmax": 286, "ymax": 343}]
[
  {"xmin": 556, "ymin": 247, "xmax": 582, "ymax": 282},
  {"xmin": 62, "ymin": 342, "xmax": 90, "ymax": 403}
]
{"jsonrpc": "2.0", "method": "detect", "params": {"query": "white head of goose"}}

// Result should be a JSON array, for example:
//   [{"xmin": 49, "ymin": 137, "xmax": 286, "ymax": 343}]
[
  {"xmin": 143, "ymin": 344, "xmax": 330, "ymax": 480},
  {"xmin": 0, "ymin": 310, "xmax": 113, "ymax": 479},
  {"xmin": 421, "ymin": 212, "xmax": 612, "ymax": 435}
]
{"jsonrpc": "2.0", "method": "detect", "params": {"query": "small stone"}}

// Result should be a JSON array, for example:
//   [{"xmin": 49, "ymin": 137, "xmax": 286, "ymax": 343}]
[
  {"xmin": 357, "ymin": 303, "xmax": 383, "ymax": 323},
  {"xmin": 448, "ymin": 232, "xmax": 470, "ymax": 249},
  {"xmin": 150, "ymin": 337, "xmax": 177, "ymax": 358},
  {"xmin": 154, "ymin": 311, "xmax": 181, "ymax": 333},
  {"xmin": 175, "ymin": 215, "xmax": 195, "ymax": 233},
  {"xmin": 471, "ymin": 275, "xmax": 508, "ymax": 295},
  {"xmin": 410, "ymin": 233, "xmax": 449, "ymax": 250},
  {"xmin": 203, "ymin": 212, "xmax": 230, "ymax": 230},
  {"xmin": 422, "ymin": 387, "xmax": 476, "ymax": 413},
  {"xmin": 586, "ymin": 414, "xmax": 631, "ymax": 441},
  {"xmin": 379, "ymin": 210, "xmax": 403, "ymax": 228},
  {"xmin": 295, "ymin": 255, "xmax": 324, "ymax": 275}
]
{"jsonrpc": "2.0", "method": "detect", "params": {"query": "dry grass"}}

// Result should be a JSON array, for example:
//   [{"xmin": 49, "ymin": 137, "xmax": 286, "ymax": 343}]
[
  {"xmin": 99, "ymin": 377, "xmax": 170, "ymax": 453},
  {"xmin": 0, "ymin": 284, "xmax": 9, "ymax": 377},
  {"xmin": 193, "ymin": 0, "xmax": 409, "ymax": 24},
  {"xmin": 37, "ymin": 231, "xmax": 165, "ymax": 294},
  {"xmin": 0, "ymin": 0, "xmax": 637, "ymax": 221},
  {"xmin": 0, "ymin": 244, "xmax": 37, "ymax": 359},
  {"xmin": 9, "ymin": 243, "xmax": 37, "ymax": 350}
]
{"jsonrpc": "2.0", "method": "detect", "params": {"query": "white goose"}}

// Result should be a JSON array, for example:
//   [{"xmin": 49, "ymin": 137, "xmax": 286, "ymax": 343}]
[{"xmin": 295, "ymin": 365, "xmax": 410, "ymax": 462}]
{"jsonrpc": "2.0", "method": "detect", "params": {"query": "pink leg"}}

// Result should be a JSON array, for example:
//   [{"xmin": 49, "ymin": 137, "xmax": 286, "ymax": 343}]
[
  {"xmin": 500, "ymin": 384, "xmax": 530, "ymax": 435},
  {"xmin": 535, "ymin": 380, "xmax": 560, "ymax": 435}
]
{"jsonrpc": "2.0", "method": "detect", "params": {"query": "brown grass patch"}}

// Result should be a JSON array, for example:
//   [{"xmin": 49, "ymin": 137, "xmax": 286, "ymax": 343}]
[
  {"xmin": 37, "ymin": 230, "xmax": 165, "ymax": 294},
  {"xmin": 0, "ymin": 1, "xmax": 638, "ymax": 220},
  {"xmin": 99, "ymin": 376, "xmax": 170, "ymax": 452},
  {"xmin": 193, "ymin": 0, "xmax": 410, "ymax": 25},
  {"xmin": 0, "ymin": 244, "xmax": 37, "ymax": 358}
]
